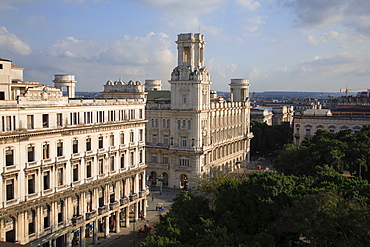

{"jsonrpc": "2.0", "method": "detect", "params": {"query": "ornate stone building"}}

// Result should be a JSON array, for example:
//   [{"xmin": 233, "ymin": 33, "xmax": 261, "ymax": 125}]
[
  {"xmin": 144, "ymin": 33, "xmax": 253, "ymax": 188},
  {"xmin": 0, "ymin": 58, "xmax": 148, "ymax": 246},
  {"xmin": 101, "ymin": 33, "xmax": 253, "ymax": 189}
]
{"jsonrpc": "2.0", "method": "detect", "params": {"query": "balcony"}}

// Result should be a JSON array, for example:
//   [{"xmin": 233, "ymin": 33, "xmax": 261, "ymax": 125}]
[
  {"xmin": 56, "ymin": 184, "xmax": 69, "ymax": 192},
  {"xmin": 85, "ymin": 177, "xmax": 94, "ymax": 183},
  {"xmin": 109, "ymin": 146, "xmax": 118, "ymax": 152},
  {"xmin": 119, "ymin": 144, "xmax": 126, "ymax": 149},
  {"xmin": 72, "ymin": 153, "xmax": 82, "ymax": 159},
  {"xmin": 98, "ymin": 148, "xmax": 106, "ymax": 154},
  {"xmin": 26, "ymin": 193, "xmax": 39, "ymax": 201},
  {"xmin": 42, "ymin": 158, "xmax": 53, "ymax": 165},
  {"xmin": 109, "ymin": 201, "xmax": 119, "ymax": 210},
  {"xmin": 26, "ymin": 161, "xmax": 38, "ymax": 168},
  {"xmin": 56, "ymin": 156, "xmax": 66, "ymax": 162},
  {"xmin": 129, "ymin": 193, "xmax": 138, "ymax": 201},
  {"xmin": 71, "ymin": 215, "xmax": 84, "ymax": 226},
  {"xmin": 85, "ymin": 150, "xmax": 95, "ymax": 156},
  {"xmin": 85, "ymin": 210, "xmax": 97, "ymax": 220},
  {"xmin": 139, "ymin": 190, "xmax": 147, "ymax": 198},
  {"xmin": 71, "ymin": 180, "xmax": 82, "ymax": 187},
  {"xmin": 120, "ymin": 197, "xmax": 129, "ymax": 206},
  {"xmin": 42, "ymin": 188, "xmax": 54, "ymax": 196},
  {"xmin": 3, "ymin": 165, "xmax": 17, "ymax": 173},
  {"xmin": 98, "ymin": 205, "xmax": 108, "ymax": 215}
]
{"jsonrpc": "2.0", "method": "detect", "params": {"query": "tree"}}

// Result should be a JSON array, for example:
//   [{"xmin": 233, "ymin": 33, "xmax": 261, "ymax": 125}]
[
  {"xmin": 272, "ymin": 191, "xmax": 370, "ymax": 246},
  {"xmin": 250, "ymin": 121, "xmax": 292, "ymax": 156}
]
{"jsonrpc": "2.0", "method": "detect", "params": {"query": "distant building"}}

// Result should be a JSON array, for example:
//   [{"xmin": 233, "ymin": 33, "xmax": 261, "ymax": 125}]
[
  {"xmin": 0, "ymin": 58, "xmax": 148, "ymax": 246},
  {"xmin": 293, "ymin": 107, "xmax": 370, "ymax": 145}
]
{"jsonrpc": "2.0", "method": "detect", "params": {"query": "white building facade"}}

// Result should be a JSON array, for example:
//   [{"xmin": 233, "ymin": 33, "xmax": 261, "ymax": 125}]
[
  {"xmin": 0, "ymin": 59, "xmax": 148, "ymax": 246},
  {"xmin": 145, "ymin": 33, "xmax": 253, "ymax": 189}
]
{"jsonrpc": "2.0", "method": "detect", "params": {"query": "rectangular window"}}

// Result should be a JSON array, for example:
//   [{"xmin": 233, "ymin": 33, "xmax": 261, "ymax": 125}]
[
  {"xmin": 180, "ymin": 136, "xmax": 187, "ymax": 147},
  {"xmin": 120, "ymin": 133, "xmax": 125, "ymax": 144},
  {"xmin": 130, "ymin": 151, "xmax": 134, "ymax": 166},
  {"xmin": 110, "ymin": 156, "xmax": 115, "ymax": 171},
  {"xmin": 163, "ymin": 155, "xmax": 169, "ymax": 164},
  {"xmin": 42, "ymin": 114, "xmax": 49, "ymax": 128},
  {"xmin": 84, "ymin": 112, "xmax": 92, "ymax": 124},
  {"xmin": 139, "ymin": 129, "xmax": 143, "ymax": 141},
  {"xmin": 72, "ymin": 139, "xmax": 78, "ymax": 153},
  {"xmin": 57, "ymin": 113, "xmax": 63, "ymax": 127},
  {"xmin": 72, "ymin": 164, "xmax": 78, "ymax": 182},
  {"xmin": 98, "ymin": 136, "xmax": 103, "ymax": 149},
  {"xmin": 57, "ymin": 202, "xmax": 64, "ymax": 223},
  {"xmin": 28, "ymin": 175, "xmax": 35, "ymax": 194},
  {"xmin": 28, "ymin": 146, "xmax": 35, "ymax": 162},
  {"xmin": 57, "ymin": 167, "xmax": 64, "ymax": 186},
  {"xmin": 6, "ymin": 179, "xmax": 15, "ymax": 200},
  {"xmin": 110, "ymin": 134, "xmax": 114, "ymax": 146},
  {"xmin": 57, "ymin": 142, "xmax": 63, "ymax": 156},
  {"xmin": 43, "ymin": 143, "xmax": 50, "ymax": 159},
  {"xmin": 70, "ymin": 112, "xmax": 79, "ymax": 125},
  {"xmin": 43, "ymin": 171, "xmax": 50, "ymax": 190},
  {"xmin": 152, "ymin": 134, "xmax": 157, "ymax": 145},
  {"xmin": 86, "ymin": 137, "xmax": 91, "ymax": 151},
  {"xmin": 130, "ymin": 131, "xmax": 134, "ymax": 143},
  {"xmin": 139, "ymin": 150, "xmax": 143, "ymax": 163},
  {"xmin": 163, "ymin": 135, "xmax": 169, "ymax": 145},
  {"xmin": 86, "ymin": 161, "xmax": 92, "ymax": 178},
  {"xmin": 99, "ymin": 159, "xmax": 104, "ymax": 174},
  {"xmin": 5, "ymin": 149, "xmax": 14, "ymax": 166},
  {"xmin": 179, "ymin": 156, "xmax": 189, "ymax": 166},
  {"xmin": 139, "ymin": 109, "xmax": 143, "ymax": 119},
  {"xmin": 27, "ymin": 115, "xmax": 34, "ymax": 129},
  {"xmin": 120, "ymin": 154, "xmax": 125, "ymax": 168},
  {"xmin": 151, "ymin": 153, "xmax": 157, "ymax": 163}
]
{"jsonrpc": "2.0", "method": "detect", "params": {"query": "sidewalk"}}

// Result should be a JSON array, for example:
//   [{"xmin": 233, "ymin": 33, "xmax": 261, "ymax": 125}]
[{"xmin": 95, "ymin": 187, "xmax": 180, "ymax": 247}]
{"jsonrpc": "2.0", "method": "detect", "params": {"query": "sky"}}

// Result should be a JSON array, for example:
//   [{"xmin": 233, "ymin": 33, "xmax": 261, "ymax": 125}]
[{"xmin": 1, "ymin": 0, "xmax": 370, "ymax": 93}]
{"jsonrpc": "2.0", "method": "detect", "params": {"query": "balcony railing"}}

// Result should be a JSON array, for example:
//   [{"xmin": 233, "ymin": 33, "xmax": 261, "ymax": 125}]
[
  {"xmin": 3, "ymin": 165, "xmax": 17, "ymax": 173},
  {"xmin": 98, "ymin": 205, "xmax": 108, "ymax": 215},
  {"xmin": 71, "ymin": 215, "xmax": 84, "ymax": 226},
  {"xmin": 85, "ymin": 210, "xmax": 97, "ymax": 220},
  {"xmin": 129, "ymin": 193, "xmax": 138, "ymax": 201},
  {"xmin": 109, "ymin": 201, "xmax": 119, "ymax": 210},
  {"xmin": 120, "ymin": 197, "xmax": 129, "ymax": 206}
]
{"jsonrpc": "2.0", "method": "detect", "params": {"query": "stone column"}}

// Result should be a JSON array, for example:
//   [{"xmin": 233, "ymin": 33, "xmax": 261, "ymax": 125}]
[
  {"xmin": 93, "ymin": 219, "xmax": 98, "ymax": 245},
  {"xmin": 115, "ymin": 212, "xmax": 120, "ymax": 232},
  {"xmin": 104, "ymin": 216, "xmax": 109, "ymax": 238},
  {"xmin": 142, "ymin": 199, "xmax": 147, "ymax": 218},
  {"xmin": 79, "ymin": 225, "xmax": 85, "ymax": 247},
  {"xmin": 66, "ymin": 231, "xmax": 74, "ymax": 247},
  {"xmin": 125, "ymin": 207, "xmax": 130, "ymax": 227},
  {"xmin": 134, "ymin": 202, "xmax": 138, "ymax": 222}
]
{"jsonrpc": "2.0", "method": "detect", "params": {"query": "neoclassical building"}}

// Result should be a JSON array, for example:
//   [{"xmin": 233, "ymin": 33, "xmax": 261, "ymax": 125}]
[
  {"xmin": 103, "ymin": 33, "xmax": 253, "ymax": 189},
  {"xmin": 0, "ymin": 58, "xmax": 148, "ymax": 246},
  {"xmin": 293, "ymin": 108, "xmax": 370, "ymax": 145}
]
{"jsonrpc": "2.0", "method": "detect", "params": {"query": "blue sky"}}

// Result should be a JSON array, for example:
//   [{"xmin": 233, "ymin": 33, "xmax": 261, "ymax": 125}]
[{"xmin": 1, "ymin": 0, "xmax": 370, "ymax": 93}]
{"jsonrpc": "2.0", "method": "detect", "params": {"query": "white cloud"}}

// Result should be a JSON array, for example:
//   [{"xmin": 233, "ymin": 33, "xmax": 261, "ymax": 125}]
[
  {"xmin": 249, "ymin": 66, "xmax": 261, "ymax": 79},
  {"xmin": 45, "ymin": 32, "xmax": 176, "ymax": 86},
  {"xmin": 284, "ymin": 0, "xmax": 370, "ymax": 38},
  {"xmin": 48, "ymin": 36, "xmax": 103, "ymax": 60},
  {"xmin": 243, "ymin": 16, "xmax": 266, "ymax": 35},
  {"xmin": 237, "ymin": 0, "xmax": 261, "ymax": 11},
  {"xmin": 278, "ymin": 66, "xmax": 290, "ymax": 72},
  {"xmin": 299, "ymin": 52, "xmax": 370, "ymax": 77},
  {"xmin": 0, "ymin": 27, "xmax": 31, "ymax": 55},
  {"xmin": 208, "ymin": 57, "xmax": 237, "ymax": 78},
  {"xmin": 307, "ymin": 31, "xmax": 348, "ymax": 46}
]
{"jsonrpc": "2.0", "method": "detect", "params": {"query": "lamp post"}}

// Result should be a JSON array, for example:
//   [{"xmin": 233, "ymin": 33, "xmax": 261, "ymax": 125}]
[{"xmin": 158, "ymin": 174, "xmax": 164, "ymax": 196}]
